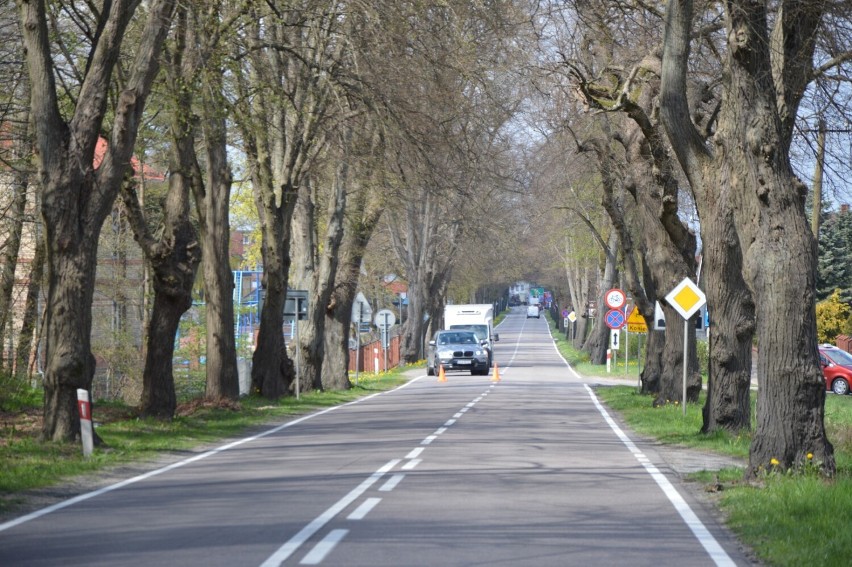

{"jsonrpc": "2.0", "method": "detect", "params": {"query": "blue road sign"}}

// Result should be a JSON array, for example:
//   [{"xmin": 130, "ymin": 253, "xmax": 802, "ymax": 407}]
[{"xmin": 605, "ymin": 309, "xmax": 625, "ymax": 330}]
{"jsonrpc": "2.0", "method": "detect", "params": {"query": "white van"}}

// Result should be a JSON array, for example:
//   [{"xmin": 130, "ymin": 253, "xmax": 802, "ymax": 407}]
[
  {"xmin": 444, "ymin": 304, "xmax": 498, "ymax": 367},
  {"xmin": 526, "ymin": 305, "xmax": 540, "ymax": 319}
]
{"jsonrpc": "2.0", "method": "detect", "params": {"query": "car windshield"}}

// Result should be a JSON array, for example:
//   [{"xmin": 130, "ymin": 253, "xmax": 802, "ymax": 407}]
[
  {"xmin": 450, "ymin": 325, "xmax": 487, "ymax": 340},
  {"xmin": 438, "ymin": 332, "xmax": 477, "ymax": 345},
  {"xmin": 824, "ymin": 348, "xmax": 852, "ymax": 366}
]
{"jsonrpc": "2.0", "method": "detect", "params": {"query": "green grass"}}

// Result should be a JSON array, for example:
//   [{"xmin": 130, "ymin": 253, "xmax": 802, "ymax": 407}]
[
  {"xmin": 0, "ymin": 366, "xmax": 416, "ymax": 516},
  {"xmin": 546, "ymin": 313, "xmax": 852, "ymax": 566},
  {"xmin": 594, "ymin": 385, "xmax": 752, "ymax": 457}
]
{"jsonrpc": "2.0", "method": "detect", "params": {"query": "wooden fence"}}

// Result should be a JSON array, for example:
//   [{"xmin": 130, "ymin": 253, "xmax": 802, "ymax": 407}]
[{"xmin": 349, "ymin": 334, "xmax": 402, "ymax": 373}]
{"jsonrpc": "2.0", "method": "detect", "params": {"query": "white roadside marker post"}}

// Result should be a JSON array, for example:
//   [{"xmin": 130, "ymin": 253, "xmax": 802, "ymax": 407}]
[{"xmin": 76, "ymin": 389, "xmax": 94, "ymax": 457}]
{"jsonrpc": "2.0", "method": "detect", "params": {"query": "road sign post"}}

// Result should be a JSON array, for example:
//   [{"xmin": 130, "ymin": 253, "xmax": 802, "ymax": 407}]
[
  {"xmin": 352, "ymin": 293, "xmax": 373, "ymax": 386},
  {"xmin": 284, "ymin": 290, "xmax": 309, "ymax": 400},
  {"xmin": 567, "ymin": 311, "xmax": 577, "ymax": 342},
  {"xmin": 375, "ymin": 309, "xmax": 396, "ymax": 373},
  {"xmin": 665, "ymin": 278, "xmax": 707, "ymax": 415}
]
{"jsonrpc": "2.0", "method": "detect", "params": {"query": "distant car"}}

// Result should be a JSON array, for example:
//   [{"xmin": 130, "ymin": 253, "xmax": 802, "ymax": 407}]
[
  {"xmin": 426, "ymin": 330, "xmax": 490, "ymax": 376},
  {"xmin": 818, "ymin": 345, "xmax": 852, "ymax": 395},
  {"xmin": 526, "ymin": 305, "xmax": 540, "ymax": 319}
]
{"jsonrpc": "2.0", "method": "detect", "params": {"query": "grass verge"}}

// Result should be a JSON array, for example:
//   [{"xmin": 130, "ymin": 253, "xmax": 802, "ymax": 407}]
[
  {"xmin": 0, "ymin": 365, "xmax": 418, "ymax": 517},
  {"xmin": 546, "ymin": 313, "xmax": 852, "ymax": 566}
]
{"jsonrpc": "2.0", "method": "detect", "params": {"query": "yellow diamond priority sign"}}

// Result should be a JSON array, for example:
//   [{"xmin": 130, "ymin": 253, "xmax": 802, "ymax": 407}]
[{"xmin": 665, "ymin": 277, "xmax": 706, "ymax": 320}]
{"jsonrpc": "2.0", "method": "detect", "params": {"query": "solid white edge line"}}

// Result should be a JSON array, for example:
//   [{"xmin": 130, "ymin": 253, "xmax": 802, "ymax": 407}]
[
  {"xmin": 260, "ymin": 459, "xmax": 399, "ymax": 567},
  {"xmin": 299, "ymin": 528, "xmax": 349, "ymax": 565},
  {"xmin": 583, "ymin": 385, "xmax": 735, "ymax": 567},
  {"xmin": 0, "ymin": 376, "xmax": 425, "ymax": 533},
  {"xmin": 346, "ymin": 497, "xmax": 382, "ymax": 521}
]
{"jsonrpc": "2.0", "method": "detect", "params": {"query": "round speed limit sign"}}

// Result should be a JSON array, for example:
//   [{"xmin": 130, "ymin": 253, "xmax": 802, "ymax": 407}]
[{"xmin": 604, "ymin": 288, "xmax": 626, "ymax": 310}]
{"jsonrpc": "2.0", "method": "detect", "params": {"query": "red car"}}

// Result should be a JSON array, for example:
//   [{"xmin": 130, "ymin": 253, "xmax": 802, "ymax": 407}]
[{"xmin": 818, "ymin": 345, "xmax": 852, "ymax": 395}]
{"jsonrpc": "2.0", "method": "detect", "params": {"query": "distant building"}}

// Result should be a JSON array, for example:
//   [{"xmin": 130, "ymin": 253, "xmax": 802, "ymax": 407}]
[{"xmin": 509, "ymin": 281, "xmax": 531, "ymax": 304}]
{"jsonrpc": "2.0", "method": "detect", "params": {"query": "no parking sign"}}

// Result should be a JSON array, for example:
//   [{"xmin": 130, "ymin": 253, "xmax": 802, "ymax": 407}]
[{"xmin": 605, "ymin": 309, "xmax": 625, "ymax": 330}]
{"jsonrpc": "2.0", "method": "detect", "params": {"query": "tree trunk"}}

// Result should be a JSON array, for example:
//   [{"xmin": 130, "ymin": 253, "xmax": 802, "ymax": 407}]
[
  {"xmin": 120, "ymin": 89, "xmax": 201, "ymax": 417},
  {"xmin": 641, "ymin": 328, "xmax": 665, "ymax": 394},
  {"xmin": 15, "ymin": 231, "xmax": 45, "ymax": 381},
  {"xmin": 0, "ymin": 154, "xmax": 29, "ymax": 373},
  {"xmin": 401, "ymin": 274, "xmax": 429, "ymax": 362},
  {"xmin": 660, "ymin": 0, "xmax": 833, "ymax": 474},
  {"xmin": 291, "ymin": 181, "xmax": 320, "ymax": 392},
  {"xmin": 699, "ymin": 189, "xmax": 754, "ymax": 432},
  {"xmin": 585, "ymin": 232, "xmax": 619, "ymax": 364},
  {"xmin": 19, "ymin": 0, "xmax": 176, "ymax": 441},
  {"xmin": 323, "ymin": 170, "xmax": 384, "ymax": 389},
  {"xmin": 197, "ymin": 81, "xmax": 239, "ymax": 400},
  {"xmin": 297, "ymin": 166, "xmax": 349, "ymax": 392},
  {"xmin": 121, "ymin": 182, "xmax": 200, "ymax": 418},
  {"xmin": 655, "ymin": 303, "xmax": 701, "ymax": 406},
  {"xmin": 41, "ymin": 244, "xmax": 98, "ymax": 441},
  {"xmin": 139, "ymin": 288, "xmax": 189, "ymax": 416},
  {"xmin": 237, "ymin": 5, "xmax": 343, "ymax": 398},
  {"xmin": 726, "ymin": 1, "xmax": 832, "ymax": 477},
  {"xmin": 250, "ymin": 168, "xmax": 298, "ymax": 398},
  {"xmin": 639, "ymin": 259, "xmax": 663, "ymax": 394}
]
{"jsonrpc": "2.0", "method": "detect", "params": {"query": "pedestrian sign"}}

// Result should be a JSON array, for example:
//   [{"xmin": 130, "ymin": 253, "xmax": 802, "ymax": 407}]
[{"xmin": 626, "ymin": 306, "xmax": 647, "ymax": 333}]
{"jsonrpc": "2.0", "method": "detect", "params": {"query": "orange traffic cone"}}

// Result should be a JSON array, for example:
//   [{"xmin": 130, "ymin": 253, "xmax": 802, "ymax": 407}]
[
  {"xmin": 438, "ymin": 364, "xmax": 447, "ymax": 382},
  {"xmin": 491, "ymin": 363, "xmax": 501, "ymax": 382}
]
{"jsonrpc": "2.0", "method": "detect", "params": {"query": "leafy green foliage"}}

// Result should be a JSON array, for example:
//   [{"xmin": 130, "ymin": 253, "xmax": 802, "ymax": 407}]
[
  {"xmin": 817, "ymin": 209, "xmax": 852, "ymax": 302},
  {"xmin": 815, "ymin": 289, "xmax": 852, "ymax": 344}
]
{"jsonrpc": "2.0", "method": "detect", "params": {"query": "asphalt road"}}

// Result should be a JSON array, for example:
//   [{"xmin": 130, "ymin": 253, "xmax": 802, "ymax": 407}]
[{"xmin": 0, "ymin": 307, "xmax": 752, "ymax": 566}]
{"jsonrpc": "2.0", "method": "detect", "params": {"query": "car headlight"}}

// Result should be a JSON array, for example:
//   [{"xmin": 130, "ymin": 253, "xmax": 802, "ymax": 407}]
[
  {"xmin": 437, "ymin": 349, "xmax": 454, "ymax": 359},
  {"xmin": 475, "ymin": 349, "xmax": 484, "ymax": 356}
]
